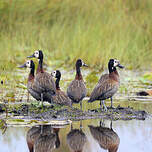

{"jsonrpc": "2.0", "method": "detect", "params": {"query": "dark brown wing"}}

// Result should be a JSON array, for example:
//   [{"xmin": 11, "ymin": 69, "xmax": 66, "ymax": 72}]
[
  {"xmin": 89, "ymin": 126, "xmax": 120, "ymax": 150},
  {"xmin": 27, "ymin": 81, "xmax": 41, "ymax": 100},
  {"xmin": 34, "ymin": 133, "xmax": 56, "ymax": 152},
  {"xmin": 52, "ymin": 90, "xmax": 72, "ymax": 106},
  {"xmin": 67, "ymin": 129, "xmax": 87, "ymax": 151},
  {"xmin": 34, "ymin": 72, "xmax": 56, "ymax": 95},
  {"xmin": 88, "ymin": 74, "xmax": 119, "ymax": 102},
  {"xmin": 67, "ymin": 79, "xmax": 87, "ymax": 103}
]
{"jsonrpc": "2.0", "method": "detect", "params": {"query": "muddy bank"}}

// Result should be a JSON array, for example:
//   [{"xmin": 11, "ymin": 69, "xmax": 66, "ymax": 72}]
[{"xmin": 0, "ymin": 102, "xmax": 149, "ymax": 126}]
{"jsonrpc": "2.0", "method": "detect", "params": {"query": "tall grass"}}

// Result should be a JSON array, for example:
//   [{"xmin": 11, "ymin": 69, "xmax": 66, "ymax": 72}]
[{"xmin": 0, "ymin": 0, "xmax": 152, "ymax": 71}]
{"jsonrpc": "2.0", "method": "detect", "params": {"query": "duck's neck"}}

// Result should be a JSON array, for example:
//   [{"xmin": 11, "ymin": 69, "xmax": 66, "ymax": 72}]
[
  {"xmin": 53, "ymin": 128, "xmax": 60, "ymax": 148},
  {"xmin": 108, "ymin": 64, "xmax": 117, "ymax": 73},
  {"xmin": 27, "ymin": 142, "xmax": 33, "ymax": 152},
  {"xmin": 37, "ymin": 58, "xmax": 44, "ymax": 74},
  {"xmin": 56, "ymin": 77, "xmax": 60, "ymax": 90},
  {"xmin": 75, "ymin": 65, "xmax": 83, "ymax": 80},
  {"xmin": 28, "ymin": 66, "xmax": 35, "ymax": 81},
  {"xmin": 109, "ymin": 66, "xmax": 119, "ymax": 81}
]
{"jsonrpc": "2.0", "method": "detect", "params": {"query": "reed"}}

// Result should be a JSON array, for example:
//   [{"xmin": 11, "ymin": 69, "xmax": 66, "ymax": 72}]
[{"xmin": 0, "ymin": 0, "xmax": 152, "ymax": 71}]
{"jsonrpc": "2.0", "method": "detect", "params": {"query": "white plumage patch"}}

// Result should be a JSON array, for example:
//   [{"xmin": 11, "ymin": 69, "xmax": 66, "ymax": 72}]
[
  {"xmin": 34, "ymin": 50, "xmax": 39, "ymax": 58},
  {"xmin": 113, "ymin": 59, "xmax": 120, "ymax": 67},
  {"xmin": 26, "ymin": 60, "xmax": 31, "ymax": 68},
  {"xmin": 51, "ymin": 71, "xmax": 56, "ymax": 77}
]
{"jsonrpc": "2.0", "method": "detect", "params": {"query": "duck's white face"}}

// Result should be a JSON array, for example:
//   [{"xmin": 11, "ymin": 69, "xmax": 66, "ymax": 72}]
[
  {"xmin": 26, "ymin": 60, "xmax": 31, "ymax": 68},
  {"xmin": 51, "ymin": 71, "xmax": 56, "ymax": 77},
  {"xmin": 113, "ymin": 59, "xmax": 120, "ymax": 67},
  {"xmin": 80, "ymin": 59, "xmax": 88, "ymax": 67},
  {"xmin": 33, "ymin": 50, "xmax": 39, "ymax": 58},
  {"xmin": 81, "ymin": 59, "xmax": 85, "ymax": 66}
]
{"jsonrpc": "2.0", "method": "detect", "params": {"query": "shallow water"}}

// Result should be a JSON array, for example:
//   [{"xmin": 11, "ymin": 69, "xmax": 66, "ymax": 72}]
[
  {"xmin": 0, "ymin": 69, "xmax": 152, "ymax": 151},
  {"xmin": 0, "ymin": 116, "xmax": 152, "ymax": 152}
]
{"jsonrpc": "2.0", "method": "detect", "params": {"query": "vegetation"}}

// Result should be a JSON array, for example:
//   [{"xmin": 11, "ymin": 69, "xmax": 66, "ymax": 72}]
[
  {"xmin": 0, "ymin": 0, "xmax": 152, "ymax": 72},
  {"xmin": 1, "ymin": 0, "xmax": 152, "ymax": 105}
]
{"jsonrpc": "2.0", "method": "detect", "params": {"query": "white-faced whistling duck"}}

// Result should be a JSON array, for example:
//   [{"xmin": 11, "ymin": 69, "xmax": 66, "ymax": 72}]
[
  {"xmin": 19, "ymin": 60, "xmax": 41, "ymax": 101},
  {"xmin": 27, "ymin": 125, "xmax": 60, "ymax": 152},
  {"xmin": 66, "ymin": 123, "xmax": 87, "ymax": 152},
  {"xmin": 26, "ymin": 125, "xmax": 41, "ymax": 152},
  {"xmin": 89, "ymin": 121, "xmax": 120, "ymax": 152},
  {"xmin": 67, "ymin": 59, "xmax": 88, "ymax": 110},
  {"xmin": 51, "ymin": 70, "xmax": 72, "ymax": 107},
  {"xmin": 27, "ymin": 50, "xmax": 56, "ymax": 104},
  {"xmin": 34, "ymin": 131, "xmax": 56, "ymax": 152},
  {"xmin": 88, "ymin": 59, "xmax": 124, "ymax": 111}
]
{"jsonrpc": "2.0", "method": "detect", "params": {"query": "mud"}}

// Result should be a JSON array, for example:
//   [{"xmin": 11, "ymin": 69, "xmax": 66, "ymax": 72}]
[{"xmin": 0, "ymin": 103, "xmax": 148, "ymax": 125}]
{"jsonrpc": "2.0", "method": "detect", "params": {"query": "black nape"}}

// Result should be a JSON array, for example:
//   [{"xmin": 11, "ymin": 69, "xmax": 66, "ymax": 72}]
[
  {"xmin": 55, "ymin": 70, "xmax": 61, "ymax": 89},
  {"xmin": 108, "ymin": 59, "xmax": 116, "ymax": 73}
]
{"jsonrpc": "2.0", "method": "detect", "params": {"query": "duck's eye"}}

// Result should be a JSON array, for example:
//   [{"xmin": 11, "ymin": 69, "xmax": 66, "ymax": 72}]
[
  {"xmin": 35, "ymin": 51, "xmax": 38, "ymax": 55},
  {"xmin": 114, "ymin": 60, "xmax": 117, "ymax": 63}
]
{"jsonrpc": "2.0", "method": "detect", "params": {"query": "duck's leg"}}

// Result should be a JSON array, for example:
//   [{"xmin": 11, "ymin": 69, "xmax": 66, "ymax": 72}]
[
  {"xmin": 100, "ymin": 100, "xmax": 103, "ymax": 110},
  {"xmin": 110, "ymin": 97, "xmax": 113, "ymax": 108},
  {"xmin": 70, "ymin": 123, "xmax": 73, "ymax": 131},
  {"xmin": 110, "ymin": 120, "xmax": 113, "ymax": 129},
  {"xmin": 80, "ymin": 101, "xmax": 82, "ymax": 111},
  {"xmin": 100, "ymin": 119, "xmax": 105, "ymax": 127},
  {"xmin": 41, "ymin": 93, "xmax": 43, "ymax": 108},
  {"xmin": 80, "ymin": 120, "xmax": 82, "ymax": 130},
  {"xmin": 102, "ymin": 100, "xmax": 107, "ymax": 112},
  {"xmin": 27, "ymin": 92, "xmax": 29, "ymax": 102},
  {"xmin": 40, "ymin": 125, "xmax": 43, "ymax": 134}
]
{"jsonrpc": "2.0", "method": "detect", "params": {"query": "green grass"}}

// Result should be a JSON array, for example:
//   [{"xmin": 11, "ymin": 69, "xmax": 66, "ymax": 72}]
[{"xmin": 0, "ymin": 0, "xmax": 152, "ymax": 72}]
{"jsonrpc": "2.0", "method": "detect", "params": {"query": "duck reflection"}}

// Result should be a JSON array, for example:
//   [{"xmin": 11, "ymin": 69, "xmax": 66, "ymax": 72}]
[
  {"xmin": 26, "ymin": 126, "xmax": 41, "ymax": 152},
  {"xmin": 26, "ymin": 125, "xmax": 60, "ymax": 152},
  {"xmin": 66, "ymin": 122, "xmax": 87, "ymax": 152},
  {"xmin": 89, "ymin": 121, "xmax": 120, "ymax": 152}
]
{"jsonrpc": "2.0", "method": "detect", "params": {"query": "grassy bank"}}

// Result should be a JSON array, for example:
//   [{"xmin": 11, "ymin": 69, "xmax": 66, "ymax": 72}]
[{"xmin": 0, "ymin": 0, "xmax": 152, "ymax": 72}]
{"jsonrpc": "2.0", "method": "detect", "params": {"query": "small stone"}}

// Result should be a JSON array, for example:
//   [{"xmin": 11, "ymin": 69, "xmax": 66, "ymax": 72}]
[{"xmin": 1, "ymin": 80, "xmax": 3, "ymax": 85}]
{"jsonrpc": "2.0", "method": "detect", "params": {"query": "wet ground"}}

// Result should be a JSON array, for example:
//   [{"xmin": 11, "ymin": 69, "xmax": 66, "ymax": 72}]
[{"xmin": 0, "ymin": 69, "xmax": 152, "ymax": 151}]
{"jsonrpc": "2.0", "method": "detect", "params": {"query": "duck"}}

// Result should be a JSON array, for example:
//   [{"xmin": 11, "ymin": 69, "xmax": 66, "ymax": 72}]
[
  {"xmin": 89, "ymin": 121, "xmax": 120, "ymax": 152},
  {"xmin": 51, "ymin": 70, "xmax": 72, "ymax": 106},
  {"xmin": 19, "ymin": 60, "xmax": 55, "ymax": 103},
  {"xmin": 34, "ymin": 130, "xmax": 56, "ymax": 152},
  {"xmin": 27, "ymin": 50, "xmax": 56, "ymax": 104},
  {"xmin": 26, "ymin": 125, "xmax": 41, "ymax": 152},
  {"xmin": 26, "ymin": 125, "xmax": 60, "ymax": 152},
  {"xmin": 67, "ymin": 59, "xmax": 88, "ymax": 110},
  {"xmin": 88, "ymin": 59, "xmax": 124, "ymax": 111},
  {"xmin": 26, "ymin": 126, "xmax": 41, "ymax": 152},
  {"xmin": 19, "ymin": 60, "xmax": 41, "ymax": 101},
  {"xmin": 66, "ymin": 123, "xmax": 87, "ymax": 152}
]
